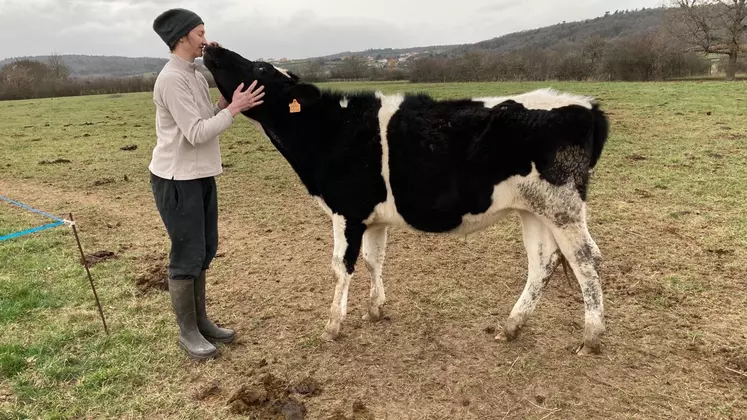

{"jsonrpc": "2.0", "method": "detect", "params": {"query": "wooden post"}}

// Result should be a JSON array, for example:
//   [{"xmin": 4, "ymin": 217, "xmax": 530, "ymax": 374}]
[{"xmin": 68, "ymin": 213, "xmax": 109, "ymax": 335}]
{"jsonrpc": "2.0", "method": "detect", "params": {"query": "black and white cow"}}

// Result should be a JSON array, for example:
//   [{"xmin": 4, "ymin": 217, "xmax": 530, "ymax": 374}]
[{"xmin": 203, "ymin": 45, "xmax": 610, "ymax": 355}]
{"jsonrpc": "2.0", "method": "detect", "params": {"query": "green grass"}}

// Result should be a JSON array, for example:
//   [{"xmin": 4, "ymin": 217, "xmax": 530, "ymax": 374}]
[
  {"xmin": 1, "ymin": 80, "xmax": 747, "ymax": 418},
  {"xmin": 0, "ymin": 220, "xmax": 185, "ymax": 418}
]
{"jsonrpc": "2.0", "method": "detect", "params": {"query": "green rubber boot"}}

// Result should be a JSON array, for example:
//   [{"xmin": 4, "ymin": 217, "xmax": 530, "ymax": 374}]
[
  {"xmin": 194, "ymin": 270, "xmax": 236, "ymax": 344},
  {"xmin": 168, "ymin": 278, "xmax": 218, "ymax": 360}
]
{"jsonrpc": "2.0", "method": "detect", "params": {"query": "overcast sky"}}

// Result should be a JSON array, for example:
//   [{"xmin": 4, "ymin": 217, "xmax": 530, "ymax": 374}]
[{"xmin": 0, "ymin": 0, "xmax": 665, "ymax": 60}]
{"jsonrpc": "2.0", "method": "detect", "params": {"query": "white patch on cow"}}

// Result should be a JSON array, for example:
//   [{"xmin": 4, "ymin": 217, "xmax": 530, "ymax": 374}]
[
  {"xmin": 363, "ymin": 92, "xmax": 407, "ymax": 227},
  {"xmin": 272, "ymin": 65, "xmax": 292, "ymax": 79},
  {"xmin": 339, "ymin": 97, "xmax": 349, "ymax": 108},
  {"xmin": 514, "ymin": 163, "xmax": 585, "ymax": 222},
  {"xmin": 453, "ymin": 178, "xmax": 518, "ymax": 236},
  {"xmin": 314, "ymin": 196, "xmax": 333, "ymax": 217},
  {"xmin": 474, "ymin": 87, "xmax": 595, "ymax": 110}
]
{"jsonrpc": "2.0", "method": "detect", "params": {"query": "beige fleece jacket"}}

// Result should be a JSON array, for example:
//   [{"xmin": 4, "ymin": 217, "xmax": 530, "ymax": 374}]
[{"xmin": 149, "ymin": 54, "xmax": 233, "ymax": 180}]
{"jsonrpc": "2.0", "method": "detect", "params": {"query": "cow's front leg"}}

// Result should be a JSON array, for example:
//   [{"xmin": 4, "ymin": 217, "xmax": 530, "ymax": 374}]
[{"xmin": 322, "ymin": 215, "xmax": 365, "ymax": 341}]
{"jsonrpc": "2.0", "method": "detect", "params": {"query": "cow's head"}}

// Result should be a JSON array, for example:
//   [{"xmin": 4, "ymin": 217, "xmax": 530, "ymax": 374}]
[{"xmin": 203, "ymin": 44, "xmax": 321, "ymax": 120}]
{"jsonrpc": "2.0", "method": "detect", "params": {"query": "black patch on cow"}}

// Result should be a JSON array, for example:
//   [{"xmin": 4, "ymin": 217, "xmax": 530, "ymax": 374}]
[
  {"xmin": 343, "ymin": 222, "xmax": 366, "ymax": 274},
  {"xmin": 575, "ymin": 242, "xmax": 593, "ymax": 264},
  {"xmin": 582, "ymin": 281, "xmax": 602, "ymax": 311},
  {"xmin": 387, "ymin": 96, "xmax": 600, "ymax": 232},
  {"xmin": 575, "ymin": 240, "xmax": 602, "ymax": 277},
  {"xmin": 386, "ymin": 95, "xmax": 499, "ymax": 232},
  {"xmin": 554, "ymin": 211, "xmax": 574, "ymax": 226}
]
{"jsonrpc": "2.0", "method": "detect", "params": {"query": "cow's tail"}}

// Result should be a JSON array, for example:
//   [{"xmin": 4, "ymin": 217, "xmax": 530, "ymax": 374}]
[{"xmin": 589, "ymin": 102, "xmax": 609, "ymax": 169}]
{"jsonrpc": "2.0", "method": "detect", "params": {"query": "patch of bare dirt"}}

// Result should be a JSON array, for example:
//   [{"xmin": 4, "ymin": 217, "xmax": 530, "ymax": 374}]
[
  {"xmin": 134, "ymin": 254, "xmax": 168, "ymax": 294},
  {"xmin": 120, "ymin": 144, "xmax": 138, "ymax": 151},
  {"xmin": 39, "ymin": 158, "xmax": 71, "ymax": 165},
  {"xmin": 289, "ymin": 376, "xmax": 322, "ymax": 397},
  {"xmin": 706, "ymin": 248, "xmax": 735, "ymax": 257},
  {"xmin": 329, "ymin": 400, "xmax": 375, "ymax": 420},
  {"xmin": 227, "ymin": 373, "xmax": 321, "ymax": 419},
  {"xmin": 634, "ymin": 188, "xmax": 652, "ymax": 198},
  {"xmin": 83, "ymin": 250, "xmax": 118, "ymax": 267},
  {"xmin": 193, "ymin": 380, "xmax": 222, "ymax": 401},
  {"xmin": 93, "ymin": 178, "xmax": 115, "ymax": 186}
]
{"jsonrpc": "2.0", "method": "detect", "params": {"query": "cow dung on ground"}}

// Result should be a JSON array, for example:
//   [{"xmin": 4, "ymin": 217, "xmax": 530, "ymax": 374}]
[{"xmin": 227, "ymin": 374, "xmax": 322, "ymax": 419}]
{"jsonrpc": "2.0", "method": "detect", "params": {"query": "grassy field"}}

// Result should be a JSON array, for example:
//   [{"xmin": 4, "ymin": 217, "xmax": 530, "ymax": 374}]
[{"xmin": 1, "ymin": 80, "xmax": 746, "ymax": 419}]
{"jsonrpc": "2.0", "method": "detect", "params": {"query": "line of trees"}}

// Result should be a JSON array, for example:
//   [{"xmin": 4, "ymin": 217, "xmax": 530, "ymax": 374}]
[
  {"xmin": 0, "ymin": 55, "xmax": 157, "ymax": 100},
  {"xmin": 409, "ymin": 30, "xmax": 712, "ymax": 83},
  {"xmin": 0, "ymin": 54, "xmax": 222, "ymax": 101}
]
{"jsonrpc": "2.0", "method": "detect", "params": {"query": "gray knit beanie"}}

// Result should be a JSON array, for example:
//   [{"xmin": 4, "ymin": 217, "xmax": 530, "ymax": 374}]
[{"xmin": 153, "ymin": 8, "xmax": 204, "ymax": 49}]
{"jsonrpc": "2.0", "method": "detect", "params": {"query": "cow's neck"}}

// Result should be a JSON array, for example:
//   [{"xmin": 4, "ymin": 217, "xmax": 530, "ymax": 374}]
[{"xmin": 252, "ymin": 108, "xmax": 331, "ymax": 195}]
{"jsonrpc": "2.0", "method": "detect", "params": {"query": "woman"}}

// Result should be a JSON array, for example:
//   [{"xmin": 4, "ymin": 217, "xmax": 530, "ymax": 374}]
[{"xmin": 150, "ymin": 8, "xmax": 264, "ymax": 360}]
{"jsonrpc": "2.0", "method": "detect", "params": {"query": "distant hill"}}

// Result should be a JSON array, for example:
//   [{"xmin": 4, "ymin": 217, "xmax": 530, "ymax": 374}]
[
  {"xmin": 315, "ymin": 7, "xmax": 666, "ymax": 59},
  {"xmin": 464, "ymin": 7, "xmax": 666, "ymax": 54},
  {"xmin": 0, "ymin": 55, "xmax": 169, "ymax": 77},
  {"xmin": 0, "ymin": 7, "xmax": 668, "ymax": 77},
  {"xmin": 317, "ymin": 45, "xmax": 460, "ymax": 60}
]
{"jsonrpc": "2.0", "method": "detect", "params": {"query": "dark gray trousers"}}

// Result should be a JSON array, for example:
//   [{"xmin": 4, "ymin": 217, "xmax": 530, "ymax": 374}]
[{"xmin": 150, "ymin": 172, "xmax": 218, "ymax": 280}]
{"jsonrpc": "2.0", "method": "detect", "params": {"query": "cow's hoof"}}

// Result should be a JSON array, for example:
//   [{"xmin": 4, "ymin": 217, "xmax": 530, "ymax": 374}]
[
  {"xmin": 575, "ymin": 343, "xmax": 601, "ymax": 356},
  {"xmin": 322, "ymin": 321, "xmax": 340, "ymax": 342},
  {"xmin": 495, "ymin": 322, "xmax": 520, "ymax": 342},
  {"xmin": 321, "ymin": 331, "xmax": 338, "ymax": 342},
  {"xmin": 362, "ymin": 306, "xmax": 383, "ymax": 322}
]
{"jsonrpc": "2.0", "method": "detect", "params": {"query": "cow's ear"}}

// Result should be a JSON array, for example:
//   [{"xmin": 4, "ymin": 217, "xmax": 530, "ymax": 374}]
[{"xmin": 285, "ymin": 83, "xmax": 321, "ymax": 107}]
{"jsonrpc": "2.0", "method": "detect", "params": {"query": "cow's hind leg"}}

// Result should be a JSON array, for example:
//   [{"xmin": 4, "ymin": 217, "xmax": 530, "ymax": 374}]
[
  {"xmin": 362, "ymin": 225, "xmax": 388, "ymax": 322},
  {"xmin": 496, "ymin": 211, "xmax": 563, "ymax": 342},
  {"xmin": 322, "ymin": 215, "xmax": 365, "ymax": 341},
  {"xmin": 548, "ymin": 220, "xmax": 604, "ymax": 355},
  {"xmin": 517, "ymin": 176, "xmax": 606, "ymax": 354}
]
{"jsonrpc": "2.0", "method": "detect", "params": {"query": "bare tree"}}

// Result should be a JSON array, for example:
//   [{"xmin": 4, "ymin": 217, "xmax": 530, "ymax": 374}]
[
  {"xmin": 47, "ymin": 53, "xmax": 70, "ymax": 80},
  {"xmin": 336, "ymin": 55, "xmax": 369, "ymax": 80},
  {"xmin": 582, "ymin": 36, "xmax": 607, "ymax": 76},
  {"xmin": 300, "ymin": 58, "xmax": 327, "ymax": 82},
  {"xmin": 667, "ymin": 0, "xmax": 747, "ymax": 80}
]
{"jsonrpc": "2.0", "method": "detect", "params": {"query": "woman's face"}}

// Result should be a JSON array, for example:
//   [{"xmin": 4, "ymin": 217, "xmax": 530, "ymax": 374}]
[{"xmin": 177, "ymin": 24, "xmax": 207, "ymax": 58}]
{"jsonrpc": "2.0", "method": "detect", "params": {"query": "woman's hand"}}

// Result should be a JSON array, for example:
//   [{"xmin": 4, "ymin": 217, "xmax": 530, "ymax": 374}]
[{"xmin": 226, "ymin": 81, "xmax": 265, "ymax": 116}]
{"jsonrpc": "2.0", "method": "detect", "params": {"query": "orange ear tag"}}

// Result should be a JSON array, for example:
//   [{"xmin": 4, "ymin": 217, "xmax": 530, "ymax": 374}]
[{"xmin": 289, "ymin": 99, "xmax": 301, "ymax": 113}]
